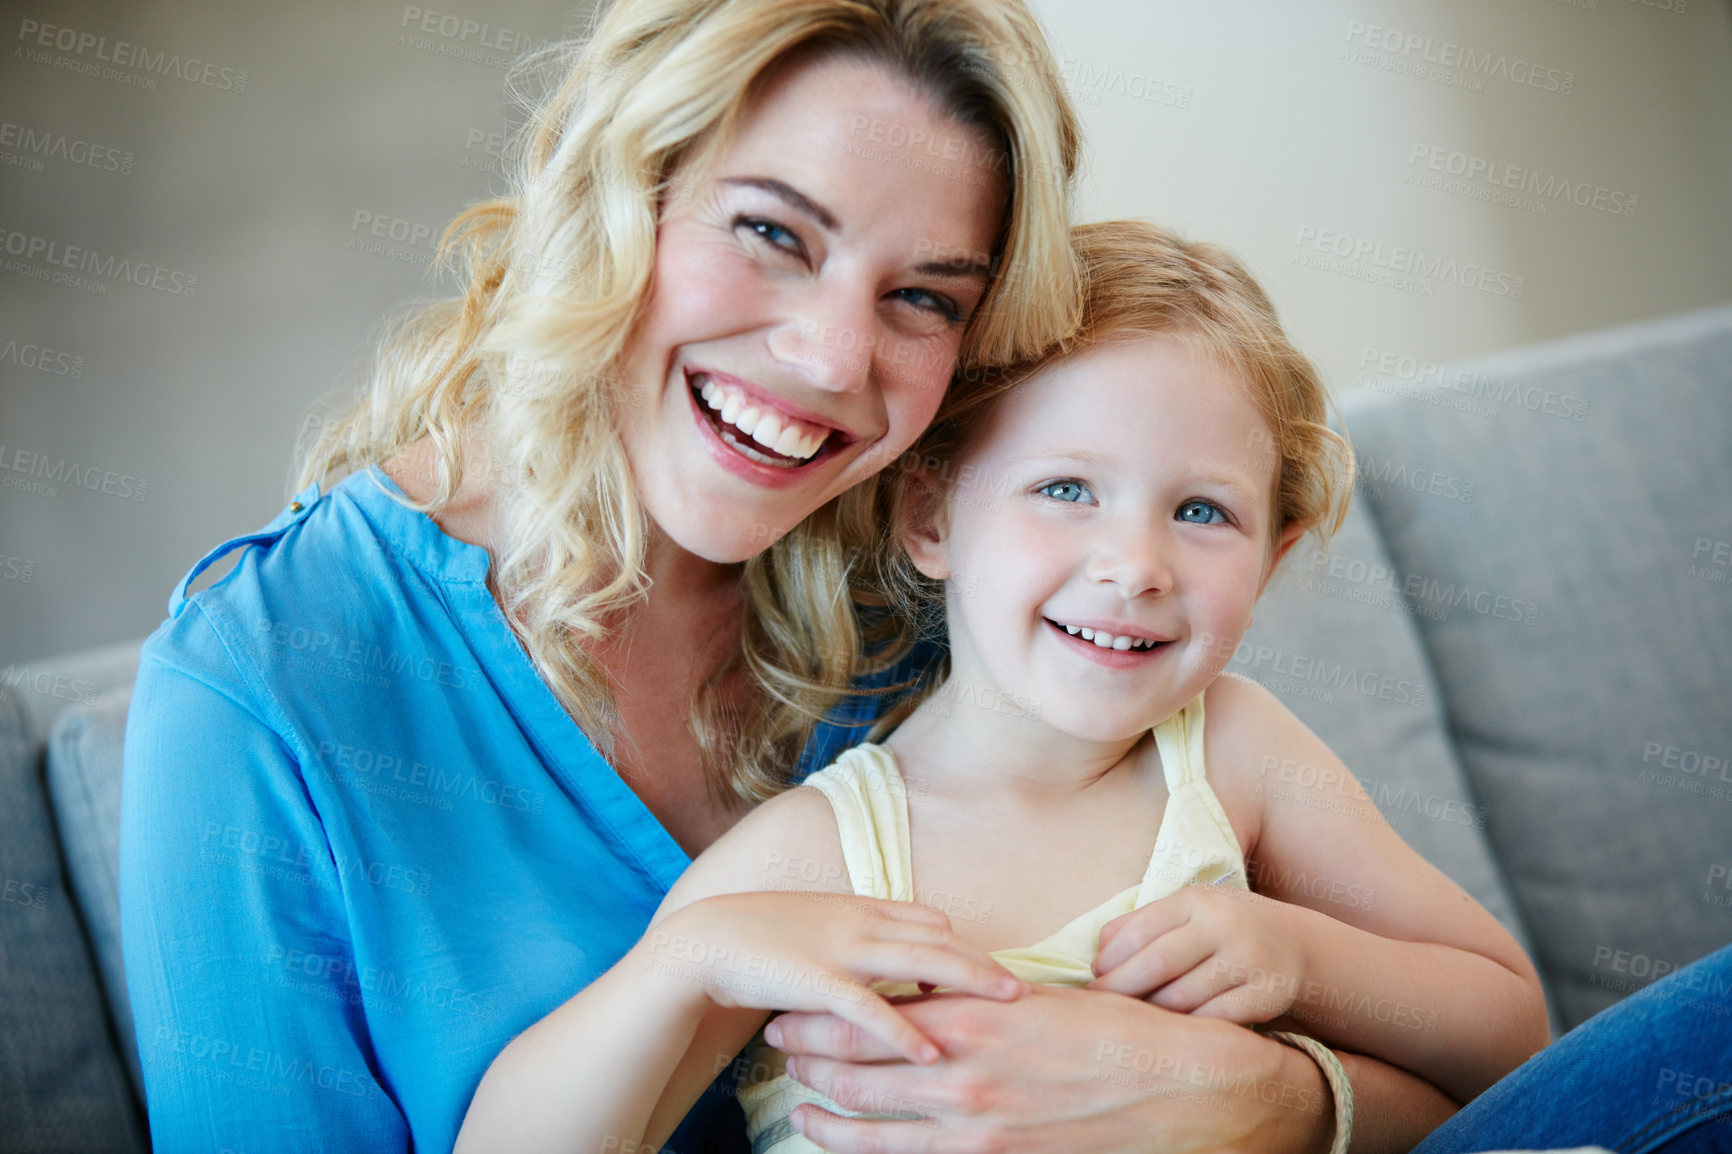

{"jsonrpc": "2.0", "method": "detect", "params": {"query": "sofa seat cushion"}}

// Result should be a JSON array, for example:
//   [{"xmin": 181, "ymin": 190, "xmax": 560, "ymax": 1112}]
[{"xmin": 1342, "ymin": 303, "xmax": 1732, "ymax": 1029}]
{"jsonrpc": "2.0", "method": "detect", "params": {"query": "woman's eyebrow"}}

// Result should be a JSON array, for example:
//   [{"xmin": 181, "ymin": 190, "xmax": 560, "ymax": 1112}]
[
  {"xmin": 721, "ymin": 175, "xmax": 988, "ymax": 279},
  {"xmin": 914, "ymin": 254, "xmax": 992, "ymax": 280},
  {"xmin": 720, "ymin": 176, "xmax": 837, "ymax": 230}
]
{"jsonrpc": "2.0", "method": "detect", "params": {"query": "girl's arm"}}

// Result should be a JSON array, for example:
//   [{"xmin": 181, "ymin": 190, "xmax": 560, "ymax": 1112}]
[
  {"xmin": 1091, "ymin": 674, "xmax": 1548, "ymax": 1105},
  {"xmin": 456, "ymin": 787, "xmax": 1022, "ymax": 1154}
]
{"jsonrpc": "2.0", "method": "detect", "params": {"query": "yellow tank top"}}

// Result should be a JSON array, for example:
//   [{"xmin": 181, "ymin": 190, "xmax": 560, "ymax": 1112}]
[{"xmin": 737, "ymin": 694, "xmax": 1249, "ymax": 1152}]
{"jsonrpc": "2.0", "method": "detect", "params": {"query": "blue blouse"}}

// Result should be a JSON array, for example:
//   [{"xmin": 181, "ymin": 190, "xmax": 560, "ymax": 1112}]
[{"xmin": 119, "ymin": 466, "xmax": 925, "ymax": 1153}]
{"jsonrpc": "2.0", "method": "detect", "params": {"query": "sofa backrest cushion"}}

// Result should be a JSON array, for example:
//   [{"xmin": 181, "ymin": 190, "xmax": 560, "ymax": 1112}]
[
  {"xmin": 0, "ymin": 684, "xmax": 146, "ymax": 1152},
  {"xmin": 48, "ymin": 686, "xmax": 141, "ymax": 1102},
  {"xmin": 1342, "ymin": 303, "xmax": 1732, "ymax": 1029},
  {"xmin": 4, "ymin": 639, "xmax": 140, "ymax": 749},
  {"xmin": 1236, "ymin": 496, "xmax": 1540, "ymax": 1005}
]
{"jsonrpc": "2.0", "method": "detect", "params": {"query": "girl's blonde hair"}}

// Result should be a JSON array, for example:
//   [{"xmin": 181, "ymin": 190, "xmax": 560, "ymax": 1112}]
[
  {"xmin": 296, "ymin": 0, "xmax": 1081, "ymax": 802},
  {"xmin": 871, "ymin": 219, "xmax": 1354, "ymax": 659}
]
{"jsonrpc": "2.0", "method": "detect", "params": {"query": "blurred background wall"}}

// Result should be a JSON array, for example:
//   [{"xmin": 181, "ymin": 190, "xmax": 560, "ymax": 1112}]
[{"xmin": 2, "ymin": 0, "xmax": 1730, "ymax": 666}]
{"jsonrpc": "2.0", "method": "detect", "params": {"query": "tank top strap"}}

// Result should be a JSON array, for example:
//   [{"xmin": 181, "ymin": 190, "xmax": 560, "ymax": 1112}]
[
  {"xmin": 1137, "ymin": 693, "xmax": 1250, "ymax": 896},
  {"xmin": 1150, "ymin": 693, "xmax": 1209, "ymax": 791},
  {"xmin": 798, "ymin": 744, "xmax": 916, "ymax": 903}
]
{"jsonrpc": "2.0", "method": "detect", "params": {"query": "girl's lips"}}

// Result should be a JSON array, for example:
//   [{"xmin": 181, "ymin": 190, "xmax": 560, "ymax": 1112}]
[{"xmin": 1045, "ymin": 618, "xmax": 1171, "ymax": 669}]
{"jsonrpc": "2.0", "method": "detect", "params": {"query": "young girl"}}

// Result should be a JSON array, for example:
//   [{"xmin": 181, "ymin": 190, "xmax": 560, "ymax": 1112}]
[{"xmin": 457, "ymin": 221, "xmax": 1549, "ymax": 1153}]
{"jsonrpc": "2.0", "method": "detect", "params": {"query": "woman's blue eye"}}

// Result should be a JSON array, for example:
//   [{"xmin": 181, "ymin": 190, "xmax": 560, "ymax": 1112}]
[
  {"xmin": 891, "ymin": 286, "xmax": 964, "ymax": 324},
  {"xmin": 1038, "ymin": 480, "xmax": 1093, "ymax": 504},
  {"xmin": 737, "ymin": 217, "xmax": 805, "ymax": 259},
  {"xmin": 1177, "ymin": 500, "xmax": 1227, "ymax": 525}
]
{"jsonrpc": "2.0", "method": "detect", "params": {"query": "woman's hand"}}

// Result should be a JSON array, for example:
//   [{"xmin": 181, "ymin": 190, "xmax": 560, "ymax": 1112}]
[
  {"xmin": 645, "ymin": 891, "xmax": 1024, "ymax": 1065},
  {"xmin": 1089, "ymin": 884, "xmax": 1313, "ymax": 1024},
  {"xmin": 765, "ymin": 984, "xmax": 1338, "ymax": 1154}
]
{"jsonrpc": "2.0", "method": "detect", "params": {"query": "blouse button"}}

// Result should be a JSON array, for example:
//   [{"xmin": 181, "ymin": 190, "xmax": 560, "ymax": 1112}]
[{"xmin": 289, "ymin": 501, "xmax": 303, "ymax": 513}]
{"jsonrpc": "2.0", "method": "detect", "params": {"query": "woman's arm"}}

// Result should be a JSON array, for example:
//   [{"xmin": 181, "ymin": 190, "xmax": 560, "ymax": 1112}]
[
  {"xmin": 457, "ymin": 786, "xmax": 1023, "ymax": 1154},
  {"xmin": 121, "ymin": 615, "xmax": 410, "ymax": 1151},
  {"xmin": 766, "ymin": 984, "xmax": 1459, "ymax": 1153},
  {"xmin": 1111, "ymin": 673, "xmax": 1549, "ymax": 1102}
]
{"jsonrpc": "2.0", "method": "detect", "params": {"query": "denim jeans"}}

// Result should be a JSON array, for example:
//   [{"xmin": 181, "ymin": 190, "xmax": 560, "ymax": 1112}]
[{"xmin": 1414, "ymin": 943, "xmax": 1732, "ymax": 1154}]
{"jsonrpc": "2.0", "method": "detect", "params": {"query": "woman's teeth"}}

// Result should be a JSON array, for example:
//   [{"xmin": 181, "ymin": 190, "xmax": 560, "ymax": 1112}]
[
  {"xmin": 1057, "ymin": 622, "xmax": 1161, "ymax": 652},
  {"xmin": 698, "ymin": 377, "xmax": 828, "ymax": 461}
]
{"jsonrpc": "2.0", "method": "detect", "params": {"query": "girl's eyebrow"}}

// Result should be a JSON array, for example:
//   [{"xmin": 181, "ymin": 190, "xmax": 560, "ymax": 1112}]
[
  {"xmin": 1189, "ymin": 470, "xmax": 1263, "ymax": 505},
  {"xmin": 1007, "ymin": 450, "xmax": 1109, "ymax": 468},
  {"xmin": 1010, "ymin": 452, "xmax": 1264, "ymax": 501}
]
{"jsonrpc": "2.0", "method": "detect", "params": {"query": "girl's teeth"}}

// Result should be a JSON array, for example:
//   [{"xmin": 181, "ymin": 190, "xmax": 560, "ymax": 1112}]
[
  {"xmin": 701, "ymin": 379, "xmax": 721, "ymax": 406},
  {"xmin": 734, "ymin": 406, "xmax": 761, "ymax": 436},
  {"xmin": 1057, "ymin": 620, "xmax": 1156, "ymax": 651},
  {"xmin": 720, "ymin": 394, "xmax": 743, "ymax": 424}
]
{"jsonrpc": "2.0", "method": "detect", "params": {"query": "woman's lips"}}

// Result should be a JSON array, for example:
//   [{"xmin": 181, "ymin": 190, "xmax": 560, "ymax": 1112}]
[
  {"xmin": 686, "ymin": 377, "xmax": 838, "ymax": 488},
  {"xmin": 692, "ymin": 373, "xmax": 830, "ymax": 463}
]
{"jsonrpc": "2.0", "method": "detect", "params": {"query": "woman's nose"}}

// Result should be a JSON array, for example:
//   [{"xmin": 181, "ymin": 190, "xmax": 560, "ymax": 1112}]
[{"xmin": 766, "ymin": 284, "xmax": 876, "ymax": 394}]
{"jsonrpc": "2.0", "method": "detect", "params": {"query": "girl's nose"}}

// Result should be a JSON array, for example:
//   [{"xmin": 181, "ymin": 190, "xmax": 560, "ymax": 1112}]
[{"xmin": 1086, "ymin": 524, "xmax": 1174, "ymax": 599}]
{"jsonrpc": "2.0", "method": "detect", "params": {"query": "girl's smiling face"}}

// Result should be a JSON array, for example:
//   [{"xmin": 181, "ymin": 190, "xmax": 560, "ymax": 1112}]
[
  {"xmin": 616, "ymin": 52, "xmax": 1006, "ymax": 564},
  {"xmin": 906, "ymin": 334, "xmax": 1299, "ymax": 743}
]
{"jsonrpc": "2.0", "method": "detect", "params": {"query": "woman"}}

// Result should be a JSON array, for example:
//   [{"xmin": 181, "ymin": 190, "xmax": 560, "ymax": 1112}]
[{"xmin": 119, "ymin": 1, "xmax": 1455, "ymax": 1151}]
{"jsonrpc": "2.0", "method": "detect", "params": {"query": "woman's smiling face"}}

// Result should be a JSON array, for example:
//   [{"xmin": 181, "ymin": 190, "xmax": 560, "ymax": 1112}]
[{"xmin": 615, "ymin": 52, "xmax": 1008, "ymax": 563}]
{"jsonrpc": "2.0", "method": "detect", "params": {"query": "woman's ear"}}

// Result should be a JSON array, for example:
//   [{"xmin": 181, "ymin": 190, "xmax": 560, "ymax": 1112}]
[{"xmin": 900, "ymin": 472, "xmax": 952, "ymax": 581}]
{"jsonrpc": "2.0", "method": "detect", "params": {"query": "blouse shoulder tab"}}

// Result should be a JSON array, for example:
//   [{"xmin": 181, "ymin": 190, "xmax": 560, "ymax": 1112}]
[{"xmin": 168, "ymin": 481, "xmax": 323, "ymax": 618}]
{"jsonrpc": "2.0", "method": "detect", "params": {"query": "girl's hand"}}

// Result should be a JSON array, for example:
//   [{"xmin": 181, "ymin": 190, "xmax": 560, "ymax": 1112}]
[
  {"xmin": 766, "ymin": 985, "xmax": 1352, "ymax": 1154},
  {"xmin": 1088, "ymin": 884, "xmax": 1312, "ymax": 1024},
  {"xmin": 641, "ymin": 891, "xmax": 1025, "ymax": 1064}
]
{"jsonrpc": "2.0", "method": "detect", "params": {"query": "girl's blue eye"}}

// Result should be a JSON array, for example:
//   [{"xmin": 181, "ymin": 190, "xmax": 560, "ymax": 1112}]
[
  {"xmin": 737, "ymin": 217, "xmax": 805, "ymax": 260},
  {"xmin": 1038, "ymin": 480, "xmax": 1094, "ymax": 504},
  {"xmin": 1177, "ymin": 500, "xmax": 1227, "ymax": 525}
]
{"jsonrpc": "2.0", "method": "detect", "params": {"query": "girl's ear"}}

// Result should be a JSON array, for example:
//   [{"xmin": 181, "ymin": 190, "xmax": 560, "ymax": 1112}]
[
  {"xmin": 900, "ymin": 472, "xmax": 952, "ymax": 581},
  {"xmin": 1259, "ymin": 521, "xmax": 1306, "ymax": 594}
]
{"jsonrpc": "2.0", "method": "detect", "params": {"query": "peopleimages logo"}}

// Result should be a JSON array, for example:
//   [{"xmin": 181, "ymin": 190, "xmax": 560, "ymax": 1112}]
[
  {"xmin": 15, "ymin": 18, "xmax": 248, "ymax": 94},
  {"xmin": 0, "ymin": 120, "xmax": 134, "ymax": 175},
  {"xmin": 0, "ymin": 444, "xmax": 149, "ymax": 501},
  {"xmin": 1407, "ymin": 144, "xmax": 1638, "ymax": 219},
  {"xmin": 1357, "ymin": 346, "xmax": 1590, "ymax": 424},
  {"xmin": 1300, "ymin": 552, "xmax": 1541, "ymax": 627},
  {"xmin": 1293, "ymin": 226, "xmax": 1524, "ymax": 300},
  {"xmin": 1342, "ymin": 21, "xmax": 1575, "ymax": 95},
  {"xmin": 0, "ymin": 335, "xmax": 84, "ymax": 378},
  {"xmin": 0, "ymin": 227, "xmax": 198, "ymax": 297},
  {"xmin": 396, "ymin": 6, "xmax": 548, "ymax": 70},
  {"xmin": 1356, "ymin": 454, "xmax": 1476, "ymax": 504}
]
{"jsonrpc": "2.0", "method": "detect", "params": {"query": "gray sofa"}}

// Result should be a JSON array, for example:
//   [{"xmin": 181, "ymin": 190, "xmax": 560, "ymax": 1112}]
[{"xmin": 3, "ymin": 303, "xmax": 1729, "ymax": 1151}]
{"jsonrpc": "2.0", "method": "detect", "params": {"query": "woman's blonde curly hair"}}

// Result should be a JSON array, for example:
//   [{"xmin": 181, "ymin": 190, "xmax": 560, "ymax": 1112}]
[{"xmin": 296, "ymin": 0, "xmax": 1082, "ymax": 802}]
